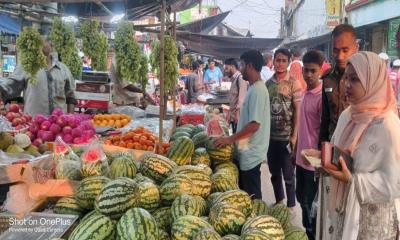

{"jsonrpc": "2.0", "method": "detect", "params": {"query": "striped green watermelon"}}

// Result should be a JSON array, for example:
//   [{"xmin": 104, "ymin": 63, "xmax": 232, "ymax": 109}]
[
  {"xmin": 95, "ymin": 177, "xmax": 139, "ymax": 219},
  {"xmin": 159, "ymin": 229, "xmax": 171, "ymax": 240},
  {"xmin": 193, "ymin": 228, "xmax": 222, "ymax": 240},
  {"xmin": 193, "ymin": 195, "xmax": 208, "ymax": 216},
  {"xmin": 197, "ymin": 164, "xmax": 213, "ymax": 176},
  {"xmin": 167, "ymin": 136, "xmax": 194, "ymax": 165},
  {"xmin": 181, "ymin": 124, "xmax": 195, "ymax": 129},
  {"xmin": 171, "ymin": 194, "xmax": 201, "ymax": 220},
  {"xmin": 80, "ymin": 210, "xmax": 100, "ymax": 224},
  {"xmin": 117, "ymin": 208, "xmax": 158, "ymax": 240},
  {"xmin": 55, "ymin": 160, "xmax": 82, "ymax": 180},
  {"xmin": 171, "ymin": 131, "xmax": 191, "ymax": 141},
  {"xmin": 69, "ymin": 213, "xmax": 115, "ymax": 240},
  {"xmin": 191, "ymin": 124, "xmax": 206, "ymax": 136},
  {"xmin": 191, "ymin": 148, "xmax": 211, "ymax": 166},
  {"xmin": 240, "ymin": 229, "xmax": 273, "ymax": 240},
  {"xmin": 75, "ymin": 176, "xmax": 110, "ymax": 210},
  {"xmin": 214, "ymin": 190, "xmax": 253, "ymax": 217},
  {"xmin": 284, "ymin": 225, "xmax": 308, "ymax": 240},
  {"xmin": 209, "ymin": 202, "xmax": 246, "ymax": 235},
  {"xmin": 137, "ymin": 181, "xmax": 160, "ymax": 212},
  {"xmin": 206, "ymin": 192, "xmax": 223, "ymax": 212},
  {"xmin": 160, "ymin": 173, "xmax": 193, "ymax": 205},
  {"xmin": 251, "ymin": 199, "xmax": 270, "ymax": 216},
  {"xmin": 53, "ymin": 197, "xmax": 86, "ymax": 218},
  {"xmin": 134, "ymin": 173, "xmax": 155, "ymax": 184},
  {"xmin": 269, "ymin": 203, "xmax": 290, "ymax": 228},
  {"xmin": 174, "ymin": 126, "xmax": 194, "ymax": 135},
  {"xmin": 214, "ymin": 162, "xmax": 239, "ymax": 180},
  {"xmin": 241, "ymin": 215, "xmax": 284, "ymax": 240},
  {"xmin": 140, "ymin": 153, "xmax": 177, "ymax": 184},
  {"xmin": 192, "ymin": 132, "xmax": 209, "ymax": 149},
  {"xmin": 222, "ymin": 234, "xmax": 240, "ymax": 240},
  {"xmin": 171, "ymin": 215, "xmax": 213, "ymax": 240},
  {"xmin": 174, "ymin": 166, "xmax": 211, "ymax": 198},
  {"xmin": 151, "ymin": 206, "xmax": 172, "ymax": 232},
  {"xmin": 109, "ymin": 154, "xmax": 137, "ymax": 179},
  {"xmin": 211, "ymin": 171, "xmax": 239, "ymax": 193},
  {"xmin": 206, "ymin": 138, "xmax": 234, "ymax": 164}
]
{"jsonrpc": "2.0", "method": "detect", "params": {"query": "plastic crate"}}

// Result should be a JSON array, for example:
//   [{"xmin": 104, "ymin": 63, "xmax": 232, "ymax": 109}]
[{"xmin": 178, "ymin": 114, "xmax": 204, "ymax": 126}]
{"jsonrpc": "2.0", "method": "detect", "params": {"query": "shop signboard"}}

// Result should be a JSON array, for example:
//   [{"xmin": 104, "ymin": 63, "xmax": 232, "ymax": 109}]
[
  {"xmin": 388, "ymin": 18, "xmax": 400, "ymax": 58},
  {"xmin": 325, "ymin": 0, "xmax": 341, "ymax": 28}
]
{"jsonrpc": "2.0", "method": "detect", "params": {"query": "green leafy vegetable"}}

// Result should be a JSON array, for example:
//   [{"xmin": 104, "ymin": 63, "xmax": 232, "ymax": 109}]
[
  {"xmin": 16, "ymin": 27, "xmax": 47, "ymax": 85},
  {"xmin": 80, "ymin": 20, "xmax": 108, "ymax": 71},
  {"xmin": 50, "ymin": 17, "xmax": 82, "ymax": 78},
  {"xmin": 150, "ymin": 35, "xmax": 178, "ymax": 93},
  {"xmin": 114, "ymin": 21, "xmax": 141, "ymax": 84},
  {"xmin": 138, "ymin": 54, "xmax": 149, "ymax": 93}
]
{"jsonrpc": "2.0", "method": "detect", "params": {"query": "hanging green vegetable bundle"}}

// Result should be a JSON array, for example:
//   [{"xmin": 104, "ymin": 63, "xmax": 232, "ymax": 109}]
[
  {"xmin": 150, "ymin": 35, "xmax": 178, "ymax": 93},
  {"xmin": 138, "ymin": 54, "xmax": 149, "ymax": 94},
  {"xmin": 16, "ymin": 27, "xmax": 47, "ymax": 85},
  {"xmin": 50, "ymin": 17, "xmax": 82, "ymax": 78},
  {"xmin": 114, "ymin": 21, "xmax": 141, "ymax": 84},
  {"xmin": 80, "ymin": 20, "xmax": 108, "ymax": 71}
]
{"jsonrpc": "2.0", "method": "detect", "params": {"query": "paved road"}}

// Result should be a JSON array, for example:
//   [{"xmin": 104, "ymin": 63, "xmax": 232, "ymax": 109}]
[{"xmin": 260, "ymin": 163, "xmax": 303, "ymax": 228}]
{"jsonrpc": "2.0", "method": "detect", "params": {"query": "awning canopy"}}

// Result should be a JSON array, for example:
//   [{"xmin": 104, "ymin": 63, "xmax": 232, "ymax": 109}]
[
  {"xmin": 0, "ymin": 13, "xmax": 20, "ymax": 35},
  {"xmin": 57, "ymin": 0, "xmax": 200, "ymax": 20},
  {"xmin": 177, "ymin": 32, "xmax": 283, "ymax": 58},
  {"xmin": 176, "ymin": 11, "xmax": 230, "ymax": 34},
  {"xmin": 283, "ymin": 33, "xmax": 331, "ymax": 49}
]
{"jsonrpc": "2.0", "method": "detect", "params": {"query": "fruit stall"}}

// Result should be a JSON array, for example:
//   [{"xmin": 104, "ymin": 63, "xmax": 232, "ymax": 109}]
[{"xmin": 0, "ymin": 2, "xmax": 308, "ymax": 240}]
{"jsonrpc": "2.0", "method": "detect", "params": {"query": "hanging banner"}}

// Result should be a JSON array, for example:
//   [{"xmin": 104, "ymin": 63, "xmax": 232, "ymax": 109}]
[
  {"xmin": 388, "ymin": 18, "xmax": 400, "ymax": 57},
  {"xmin": 326, "ymin": 0, "xmax": 341, "ymax": 28}
]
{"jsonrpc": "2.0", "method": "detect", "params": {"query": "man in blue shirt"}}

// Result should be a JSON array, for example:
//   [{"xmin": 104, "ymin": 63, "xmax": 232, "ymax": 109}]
[
  {"xmin": 204, "ymin": 58, "xmax": 223, "ymax": 90},
  {"xmin": 215, "ymin": 50, "xmax": 271, "ymax": 199}
]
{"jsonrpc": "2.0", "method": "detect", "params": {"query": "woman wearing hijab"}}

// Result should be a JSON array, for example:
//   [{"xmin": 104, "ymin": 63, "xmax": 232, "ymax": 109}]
[{"xmin": 304, "ymin": 51, "xmax": 400, "ymax": 239}]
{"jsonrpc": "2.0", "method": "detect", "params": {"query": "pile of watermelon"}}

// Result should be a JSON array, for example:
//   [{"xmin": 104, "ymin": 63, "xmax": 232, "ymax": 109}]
[{"xmin": 53, "ymin": 124, "xmax": 307, "ymax": 240}]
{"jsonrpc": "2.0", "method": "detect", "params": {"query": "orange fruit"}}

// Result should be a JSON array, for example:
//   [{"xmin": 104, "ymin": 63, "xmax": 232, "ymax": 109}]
[
  {"xmin": 115, "ymin": 120, "xmax": 122, "ymax": 128},
  {"xmin": 119, "ymin": 142, "xmax": 127, "ymax": 148},
  {"xmin": 104, "ymin": 140, "xmax": 112, "ymax": 145},
  {"xmin": 127, "ymin": 142, "xmax": 135, "ymax": 149},
  {"xmin": 108, "ymin": 119, "xmax": 115, "ymax": 126},
  {"xmin": 147, "ymin": 146, "xmax": 154, "ymax": 151},
  {"xmin": 121, "ymin": 119, "xmax": 128, "ymax": 126}
]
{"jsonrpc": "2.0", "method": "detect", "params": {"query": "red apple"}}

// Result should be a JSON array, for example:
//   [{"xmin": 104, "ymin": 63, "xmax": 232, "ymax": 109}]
[
  {"xmin": 20, "ymin": 116, "xmax": 27, "ymax": 124},
  {"xmin": 9, "ymin": 103, "xmax": 20, "ymax": 113},
  {"xmin": 12, "ymin": 118, "xmax": 21, "ymax": 127},
  {"xmin": 6, "ymin": 112, "xmax": 15, "ymax": 121}
]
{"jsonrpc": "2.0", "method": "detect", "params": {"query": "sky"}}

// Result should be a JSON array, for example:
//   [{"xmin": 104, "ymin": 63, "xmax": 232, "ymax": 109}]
[{"xmin": 216, "ymin": 0, "xmax": 284, "ymax": 38}]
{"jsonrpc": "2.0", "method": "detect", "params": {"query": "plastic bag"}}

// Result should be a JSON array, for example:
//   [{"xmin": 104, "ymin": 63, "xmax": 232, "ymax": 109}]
[
  {"xmin": 53, "ymin": 136, "xmax": 80, "ymax": 164},
  {"xmin": 80, "ymin": 138, "xmax": 109, "ymax": 178},
  {"xmin": 111, "ymin": 106, "xmax": 145, "ymax": 119},
  {"xmin": 206, "ymin": 114, "xmax": 226, "ymax": 138}
]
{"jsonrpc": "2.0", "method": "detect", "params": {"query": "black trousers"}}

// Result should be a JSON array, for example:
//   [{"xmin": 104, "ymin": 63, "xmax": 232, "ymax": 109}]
[
  {"xmin": 231, "ymin": 121, "xmax": 237, "ymax": 134},
  {"xmin": 296, "ymin": 166, "xmax": 318, "ymax": 240},
  {"xmin": 267, "ymin": 139, "xmax": 296, "ymax": 207},
  {"xmin": 239, "ymin": 164, "xmax": 262, "ymax": 199}
]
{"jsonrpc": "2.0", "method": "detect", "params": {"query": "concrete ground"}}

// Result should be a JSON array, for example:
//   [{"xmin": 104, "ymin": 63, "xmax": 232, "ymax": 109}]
[{"xmin": 260, "ymin": 163, "xmax": 303, "ymax": 228}]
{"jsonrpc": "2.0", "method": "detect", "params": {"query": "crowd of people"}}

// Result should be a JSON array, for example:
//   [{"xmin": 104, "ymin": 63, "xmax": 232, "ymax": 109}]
[{"xmin": 210, "ymin": 23, "xmax": 400, "ymax": 240}]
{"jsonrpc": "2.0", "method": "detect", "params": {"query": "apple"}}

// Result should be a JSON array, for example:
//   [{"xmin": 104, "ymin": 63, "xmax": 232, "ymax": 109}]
[
  {"xmin": 9, "ymin": 103, "xmax": 20, "ymax": 113},
  {"xmin": 6, "ymin": 112, "xmax": 15, "ymax": 121},
  {"xmin": 12, "ymin": 118, "xmax": 21, "ymax": 127}
]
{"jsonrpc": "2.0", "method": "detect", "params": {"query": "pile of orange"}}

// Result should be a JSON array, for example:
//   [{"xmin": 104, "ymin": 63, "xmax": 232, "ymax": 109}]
[
  {"xmin": 93, "ymin": 114, "xmax": 131, "ymax": 128},
  {"xmin": 104, "ymin": 126, "xmax": 171, "ymax": 154}
]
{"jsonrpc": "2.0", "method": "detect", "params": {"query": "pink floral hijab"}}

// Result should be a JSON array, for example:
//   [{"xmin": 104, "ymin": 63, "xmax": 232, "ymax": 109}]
[{"xmin": 339, "ymin": 51, "xmax": 397, "ymax": 153}]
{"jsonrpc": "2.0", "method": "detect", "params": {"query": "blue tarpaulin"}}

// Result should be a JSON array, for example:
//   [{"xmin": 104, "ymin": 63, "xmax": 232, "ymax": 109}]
[{"xmin": 0, "ymin": 13, "xmax": 20, "ymax": 35}]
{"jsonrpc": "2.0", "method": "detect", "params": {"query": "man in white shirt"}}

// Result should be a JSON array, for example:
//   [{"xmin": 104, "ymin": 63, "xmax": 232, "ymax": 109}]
[{"xmin": 261, "ymin": 53, "xmax": 274, "ymax": 83}]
